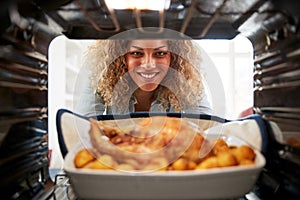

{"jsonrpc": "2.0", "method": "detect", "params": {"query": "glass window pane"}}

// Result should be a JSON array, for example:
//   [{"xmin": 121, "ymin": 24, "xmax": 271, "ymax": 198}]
[
  {"xmin": 197, "ymin": 39, "xmax": 230, "ymax": 53},
  {"xmin": 233, "ymin": 35, "xmax": 253, "ymax": 53},
  {"xmin": 234, "ymin": 57, "xmax": 254, "ymax": 115}
]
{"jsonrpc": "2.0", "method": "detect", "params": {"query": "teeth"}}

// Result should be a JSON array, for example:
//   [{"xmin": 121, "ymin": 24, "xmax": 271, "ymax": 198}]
[{"xmin": 140, "ymin": 73, "xmax": 156, "ymax": 79}]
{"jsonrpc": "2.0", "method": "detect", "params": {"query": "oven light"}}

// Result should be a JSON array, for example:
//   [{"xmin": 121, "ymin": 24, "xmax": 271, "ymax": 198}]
[{"xmin": 104, "ymin": 0, "xmax": 171, "ymax": 11}]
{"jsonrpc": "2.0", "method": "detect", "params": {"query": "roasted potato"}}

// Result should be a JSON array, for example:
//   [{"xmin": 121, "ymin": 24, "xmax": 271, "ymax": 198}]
[{"xmin": 74, "ymin": 149, "xmax": 95, "ymax": 168}]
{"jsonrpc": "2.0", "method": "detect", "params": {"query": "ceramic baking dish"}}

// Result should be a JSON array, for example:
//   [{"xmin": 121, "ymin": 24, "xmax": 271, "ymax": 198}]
[{"xmin": 57, "ymin": 109, "xmax": 266, "ymax": 200}]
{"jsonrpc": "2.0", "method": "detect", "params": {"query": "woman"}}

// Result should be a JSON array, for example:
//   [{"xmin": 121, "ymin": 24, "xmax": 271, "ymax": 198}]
[{"xmin": 75, "ymin": 39, "xmax": 212, "ymax": 116}]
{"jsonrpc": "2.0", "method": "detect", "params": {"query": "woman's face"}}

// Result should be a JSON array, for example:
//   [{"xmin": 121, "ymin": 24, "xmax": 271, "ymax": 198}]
[{"xmin": 125, "ymin": 40, "xmax": 170, "ymax": 92}]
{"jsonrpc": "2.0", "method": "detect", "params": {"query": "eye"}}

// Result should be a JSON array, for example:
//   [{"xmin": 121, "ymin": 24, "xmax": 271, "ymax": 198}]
[
  {"xmin": 155, "ymin": 51, "xmax": 169, "ymax": 57},
  {"xmin": 129, "ymin": 51, "xmax": 143, "ymax": 57}
]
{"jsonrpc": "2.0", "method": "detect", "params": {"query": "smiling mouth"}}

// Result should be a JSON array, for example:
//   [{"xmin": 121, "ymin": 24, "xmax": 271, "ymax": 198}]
[{"xmin": 138, "ymin": 72, "xmax": 159, "ymax": 79}]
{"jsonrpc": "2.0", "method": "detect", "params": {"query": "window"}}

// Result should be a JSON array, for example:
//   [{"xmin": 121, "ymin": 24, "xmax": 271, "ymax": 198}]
[{"xmin": 197, "ymin": 35, "xmax": 254, "ymax": 119}]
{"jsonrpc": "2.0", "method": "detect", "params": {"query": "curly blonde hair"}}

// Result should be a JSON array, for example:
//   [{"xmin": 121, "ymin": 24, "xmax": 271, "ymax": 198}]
[{"xmin": 83, "ymin": 39, "xmax": 204, "ymax": 113}]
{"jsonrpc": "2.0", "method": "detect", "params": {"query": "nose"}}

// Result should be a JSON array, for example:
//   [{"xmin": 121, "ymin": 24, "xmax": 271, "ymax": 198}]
[{"xmin": 141, "ymin": 53, "xmax": 155, "ymax": 69}]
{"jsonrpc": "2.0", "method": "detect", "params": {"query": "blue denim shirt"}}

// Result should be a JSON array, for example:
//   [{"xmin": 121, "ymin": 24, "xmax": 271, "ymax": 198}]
[{"xmin": 75, "ymin": 85, "xmax": 213, "ymax": 117}]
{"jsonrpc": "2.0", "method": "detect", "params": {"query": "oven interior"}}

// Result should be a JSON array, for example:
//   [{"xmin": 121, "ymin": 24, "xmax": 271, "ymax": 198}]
[{"xmin": 0, "ymin": 0, "xmax": 299, "ymax": 199}]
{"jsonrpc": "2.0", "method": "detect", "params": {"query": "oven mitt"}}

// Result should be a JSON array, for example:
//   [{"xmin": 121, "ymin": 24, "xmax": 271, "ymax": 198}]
[{"xmin": 204, "ymin": 114, "xmax": 283, "ymax": 152}]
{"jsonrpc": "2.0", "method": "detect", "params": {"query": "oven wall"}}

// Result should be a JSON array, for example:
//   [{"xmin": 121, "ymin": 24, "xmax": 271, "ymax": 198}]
[{"xmin": 0, "ymin": 3, "xmax": 59, "ymax": 198}]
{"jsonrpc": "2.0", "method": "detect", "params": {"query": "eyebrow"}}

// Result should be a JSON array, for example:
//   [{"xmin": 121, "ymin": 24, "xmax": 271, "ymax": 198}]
[{"xmin": 130, "ymin": 45, "xmax": 167, "ymax": 50}]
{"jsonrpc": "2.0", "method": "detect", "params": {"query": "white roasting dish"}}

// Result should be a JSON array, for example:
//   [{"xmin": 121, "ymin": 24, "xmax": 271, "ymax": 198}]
[{"xmin": 58, "ymin": 110, "xmax": 266, "ymax": 200}]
